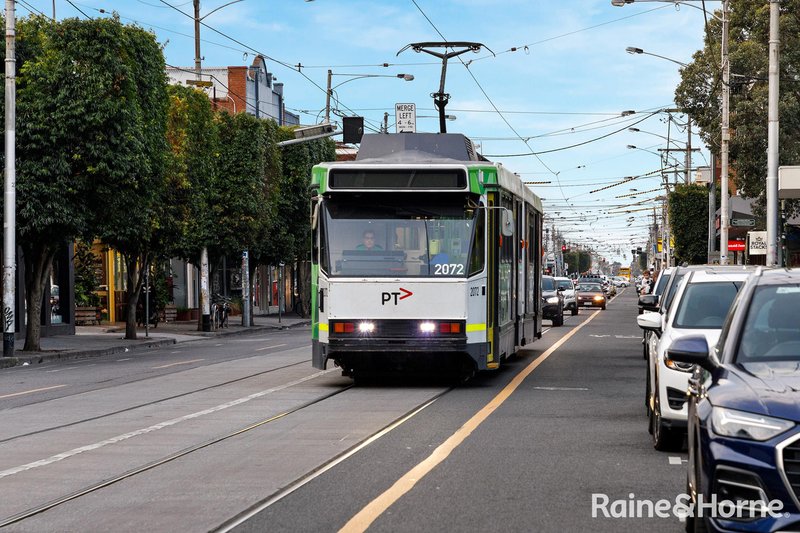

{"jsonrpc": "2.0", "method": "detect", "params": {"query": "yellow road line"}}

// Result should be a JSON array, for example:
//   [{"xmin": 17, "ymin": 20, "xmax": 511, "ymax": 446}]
[
  {"xmin": 0, "ymin": 384, "xmax": 67, "ymax": 399},
  {"xmin": 339, "ymin": 310, "xmax": 601, "ymax": 532},
  {"xmin": 151, "ymin": 359, "xmax": 205, "ymax": 369}
]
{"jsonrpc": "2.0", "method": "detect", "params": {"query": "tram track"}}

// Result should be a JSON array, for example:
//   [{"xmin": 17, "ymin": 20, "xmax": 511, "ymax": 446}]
[
  {"xmin": 0, "ymin": 359, "xmax": 312, "ymax": 445},
  {"xmin": 0, "ymin": 373, "xmax": 356, "ymax": 529}
]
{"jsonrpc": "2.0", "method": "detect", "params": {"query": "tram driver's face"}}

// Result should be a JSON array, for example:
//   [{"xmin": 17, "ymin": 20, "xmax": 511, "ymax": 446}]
[{"xmin": 363, "ymin": 231, "xmax": 376, "ymax": 249}]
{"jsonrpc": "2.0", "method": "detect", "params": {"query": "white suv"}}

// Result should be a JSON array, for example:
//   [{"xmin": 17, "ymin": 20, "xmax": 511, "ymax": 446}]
[
  {"xmin": 555, "ymin": 276, "xmax": 578, "ymax": 316},
  {"xmin": 637, "ymin": 268, "xmax": 754, "ymax": 451}
]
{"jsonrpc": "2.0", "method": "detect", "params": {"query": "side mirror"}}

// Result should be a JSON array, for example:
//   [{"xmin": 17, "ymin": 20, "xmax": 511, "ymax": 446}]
[
  {"xmin": 667, "ymin": 335, "xmax": 717, "ymax": 372},
  {"xmin": 311, "ymin": 201, "xmax": 320, "ymax": 230},
  {"xmin": 636, "ymin": 311, "xmax": 662, "ymax": 336},
  {"xmin": 501, "ymin": 209, "xmax": 514, "ymax": 237},
  {"xmin": 638, "ymin": 294, "xmax": 659, "ymax": 313}
]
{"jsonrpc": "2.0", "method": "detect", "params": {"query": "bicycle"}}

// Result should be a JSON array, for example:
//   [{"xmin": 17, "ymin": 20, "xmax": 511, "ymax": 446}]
[{"xmin": 211, "ymin": 294, "xmax": 231, "ymax": 329}]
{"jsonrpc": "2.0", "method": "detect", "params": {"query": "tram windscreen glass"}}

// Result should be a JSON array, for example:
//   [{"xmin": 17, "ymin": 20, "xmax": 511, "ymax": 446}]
[
  {"xmin": 329, "ymin": 169, "xmax": 466, "ymax": 189},
  {"xmin": 323, "ymin": 199, "xmax": 480, "ymax": 278}
]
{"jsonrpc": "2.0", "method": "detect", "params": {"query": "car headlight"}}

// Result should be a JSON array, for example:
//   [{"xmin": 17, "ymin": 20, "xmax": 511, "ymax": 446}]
[
  {"xmin": 593, "ymin": 295, "xmax": 605, "ymax": 301},
  {"xmin": 710, "ymin": 407, "xmax": 795, "ymax": 441},
  {"xmin": 546, "ymin": 296, "xmax": 560, "ymax": 304}
]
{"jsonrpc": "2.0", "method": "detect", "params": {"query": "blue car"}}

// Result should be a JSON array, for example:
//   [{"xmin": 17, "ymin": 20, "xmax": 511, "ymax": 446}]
[{"xmin": 667, "ymin": 268, "xmax": 800, "ymax": 532}]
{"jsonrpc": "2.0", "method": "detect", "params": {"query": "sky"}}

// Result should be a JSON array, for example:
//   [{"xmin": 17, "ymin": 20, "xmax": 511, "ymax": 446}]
[{"xmin": 33, "ymin": 0, "xmax": 717, "ymax": 266}]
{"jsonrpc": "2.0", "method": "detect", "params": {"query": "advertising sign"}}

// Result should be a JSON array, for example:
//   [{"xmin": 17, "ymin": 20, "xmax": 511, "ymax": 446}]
[
  {"xmin": 728, "ymin": 240, "xmax": 746, "ymax": 252},
  {"xmin": 748, "ymin": 231, "xmax": 767, "ymax": 256}
]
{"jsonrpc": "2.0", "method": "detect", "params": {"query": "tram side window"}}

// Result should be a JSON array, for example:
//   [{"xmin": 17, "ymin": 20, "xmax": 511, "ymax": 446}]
[
  {"xmin": 498, "ymin": 198, "xmax": 514, "ymax": 325},
  {"xmin": 468, "ymin": 210, "xmax": 485, "ymax": 276}
]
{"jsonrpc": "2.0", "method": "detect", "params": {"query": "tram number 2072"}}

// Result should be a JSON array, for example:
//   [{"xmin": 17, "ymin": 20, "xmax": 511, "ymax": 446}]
[{"xmin": 434, "ymin": 263, "xmax": 464, "ymax": 275}]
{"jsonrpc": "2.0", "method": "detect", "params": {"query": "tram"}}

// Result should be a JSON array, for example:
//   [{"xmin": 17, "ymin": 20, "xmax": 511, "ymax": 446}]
[{"xmin": 310, "ymin": 132, "xmax": 544, "ymax": 378}]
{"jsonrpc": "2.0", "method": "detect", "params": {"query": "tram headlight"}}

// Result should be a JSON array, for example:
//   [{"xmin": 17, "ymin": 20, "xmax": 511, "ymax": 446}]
[
  {"xmin": 358, "ymin": 321, "xmax": 375, "ymax": 333},
  {"xmin": 419, "ymin": 321, "xmax": 436, "ymax": 334}
]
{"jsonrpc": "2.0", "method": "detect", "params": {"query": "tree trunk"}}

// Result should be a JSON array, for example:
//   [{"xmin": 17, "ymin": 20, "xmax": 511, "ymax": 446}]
[
  {"xmin": 298, "ymin": 260, "xmax": 311, "ymax": 318},
  {"xmin": 123, "ymin": 252, "xmax": 147, "ymax": 340},
  {"xmin": 23, "ymin": 244, "xmax": 56, "ymax": 352}
]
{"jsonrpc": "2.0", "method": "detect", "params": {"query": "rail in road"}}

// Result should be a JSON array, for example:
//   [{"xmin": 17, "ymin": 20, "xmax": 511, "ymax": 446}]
[{"xmin": 0, "ymin": 289, "xmax": 686, "ymax": 532}]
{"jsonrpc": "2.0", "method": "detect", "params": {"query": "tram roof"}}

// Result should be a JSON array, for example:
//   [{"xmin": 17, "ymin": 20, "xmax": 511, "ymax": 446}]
[{"xmin": 316, "ymin": 133, "xmax": 543, "ymax": 212}]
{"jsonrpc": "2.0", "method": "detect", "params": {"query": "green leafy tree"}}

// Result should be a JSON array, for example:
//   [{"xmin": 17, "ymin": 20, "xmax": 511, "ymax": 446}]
[
  {"xmin": 164, "ymin": 84, "xmax": 218, "ymax": 263},
  {"xmin": 270, "ymin": 131, "xmax": 335, "ymax": 317},
  {"xmin": 0, "ymin": 16, "xmax": 169, "ymax": 347},
  {"xmin": 675, "ymin": 1, "xmax": 800, "ymax": 215},
  {"xmin": 80, "ymin": 19, "xmax": 170, "ymax": 340},
  {"xmin": 669, "ymin": 184, "xmax": 710, "ymax": 265},
  {"xmin": 210, "ymin": 110, "xmax": 271, "ymax": 305}
]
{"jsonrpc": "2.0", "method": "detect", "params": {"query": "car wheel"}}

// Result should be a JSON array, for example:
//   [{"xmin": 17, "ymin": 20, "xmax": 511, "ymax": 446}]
[
  {"xmin": 685, "ymin": 454, "xmax": 708, "ymax": 533},
  {"xmin": 571, "ymin": 306, "xmax": 578, "ymax": 316},
  {"xmin": 552, "ymin": 312, "xmax": 564, "ymax": 327},
  {"xmin": 601, "ymin": 305, "xmax": 606, "ymax": 310},
  {"xmin": 651, "ymin": 386, "xmax": 683, "ymax": 452}
]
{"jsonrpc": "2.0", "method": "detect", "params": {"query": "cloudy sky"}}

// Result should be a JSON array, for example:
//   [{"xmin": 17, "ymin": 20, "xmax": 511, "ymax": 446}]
[{"xmin": 36, "ymin": 0, "xmax": 716, "ymax": 265}]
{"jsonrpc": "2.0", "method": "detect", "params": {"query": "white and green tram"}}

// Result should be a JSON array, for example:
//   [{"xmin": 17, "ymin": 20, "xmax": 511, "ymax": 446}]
[{"xmin": 310, "ymin": 133, "xmax": 544, "ymax": 378}]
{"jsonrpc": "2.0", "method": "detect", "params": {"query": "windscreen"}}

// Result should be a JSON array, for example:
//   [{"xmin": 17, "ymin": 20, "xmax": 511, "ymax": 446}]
[
  {"xmin": 323, "ymin": 197, "xmax": 480, "ymax": 278},
  {"xmin": 737, "ymin": 285, "xmax": 800, "ymax": 361},
  {"xmin": 542, "ymin": 277, "xmax": 555, "ymax": 291},
  {"xmin": 672, "ymin": 281, "xmax": 743, "ymax": 329},
  {"xmin": 577, "ymin": 283, "xmax": 602, "ymax": 292},
  {"xmin": 557, "ymin": 280, "xmax": 573, "ymax": 290},
  {"xmin": 662, "ymin": 271, "xmax": 688, "ymax": 312},
  {"xmin": 653, "ymin": 272, "xmax": 671, "ymax": 297}
]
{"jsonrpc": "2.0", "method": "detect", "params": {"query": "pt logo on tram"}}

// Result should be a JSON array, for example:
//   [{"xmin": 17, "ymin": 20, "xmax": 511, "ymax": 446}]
[{"xmin": 381, "ymin": 288, "xmax": 413, "ymax": 305}]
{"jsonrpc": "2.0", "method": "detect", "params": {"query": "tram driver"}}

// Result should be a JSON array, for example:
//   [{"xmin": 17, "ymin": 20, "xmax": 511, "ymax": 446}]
[{"xmin": 356, "ymin": 229, "xmax": 383, "ymax": 251}]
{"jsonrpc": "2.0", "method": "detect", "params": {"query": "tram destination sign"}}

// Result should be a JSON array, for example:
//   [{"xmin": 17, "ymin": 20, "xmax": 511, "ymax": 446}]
[{"xmin": 395, "ymin": 103, "xmax": 416, "ymax": 133}]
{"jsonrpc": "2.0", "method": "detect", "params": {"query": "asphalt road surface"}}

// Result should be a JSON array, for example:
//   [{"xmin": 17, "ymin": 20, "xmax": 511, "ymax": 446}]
[{"xmin": 0, "ymin": 288, "xmax": 688, "ymax": 532}]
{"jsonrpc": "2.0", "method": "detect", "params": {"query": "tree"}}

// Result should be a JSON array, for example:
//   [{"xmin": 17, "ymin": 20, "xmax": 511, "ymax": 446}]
[
  {"xmin": 83, "ymin": 19, "xmax": 170, "ymax": 340},
  {"xmin": 0, "ymin": 16, "xmax": 170, "ymax": 348},
  {"xmin": 669, "ymin": 184, "xmax": 709, "ymax": 265},
  {"xmin": 675, "ymin": 1, "xmax": 800, "ymax": 216},
  {"xmin": 270, "ymin": 131, "xmax": 335, "ymax": 317}
]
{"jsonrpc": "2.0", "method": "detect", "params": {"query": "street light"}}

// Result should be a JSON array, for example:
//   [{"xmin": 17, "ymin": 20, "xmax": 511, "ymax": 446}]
[
  {"xmin": 325, "ymin": 71, "xmax": 414, "ymax": 124},
  {"xmin": 626, "ymin": 46, "xmax": 688, "ymax": 67}
]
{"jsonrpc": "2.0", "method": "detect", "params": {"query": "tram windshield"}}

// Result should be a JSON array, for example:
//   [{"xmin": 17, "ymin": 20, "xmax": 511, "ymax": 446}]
[{"xmin": 322, "ymin": 197, "xmax": 482, "ymax": 278}]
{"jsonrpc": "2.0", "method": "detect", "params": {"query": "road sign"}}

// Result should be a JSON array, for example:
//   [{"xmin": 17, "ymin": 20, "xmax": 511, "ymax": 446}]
[
  {"xmin": 395, "ymin": 103, "xmax": 416, "ymax": 133},
  {"xmin": 731, "ymin": 218, "xmax": 756, "ymax": 227}
]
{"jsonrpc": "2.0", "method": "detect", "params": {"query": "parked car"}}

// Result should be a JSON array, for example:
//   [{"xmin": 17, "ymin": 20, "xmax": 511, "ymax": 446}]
[
  {"xmin": 541, "ymin": 275, "xmax": 564, "ymax": 326},
  {"xmin": 576, "ymin": 282, "xmax": 606, "ymax": 310},
  {"xmin": 668, "ymin": 268, "xmax": 800, "ymax": 533},
  {"xmin": 637, "ymin": 267, "xmax": 754, "ymax": 452},
  {"xmin": 555, "ymin": 276, "xmax": 578, "ymax": 316}
]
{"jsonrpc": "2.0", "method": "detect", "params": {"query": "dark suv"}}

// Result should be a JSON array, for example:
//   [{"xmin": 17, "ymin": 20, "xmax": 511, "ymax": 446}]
[
  {"xmin": 541, "ymin": 275, "xmax": 564, "ymax": 326},
  {"xmin": 668, "ymin": 268, "xmax": 800, "ymax": 532}
]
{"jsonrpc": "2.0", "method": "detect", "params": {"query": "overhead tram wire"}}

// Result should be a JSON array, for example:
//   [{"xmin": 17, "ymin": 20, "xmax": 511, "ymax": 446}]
[
  {"xmin": 155, "ymin": 0, "xmax": 370, "ymax": 125},
  {"xmin": 462, "ymin": 3, "xmax": 673, "ymax": 66},
  {"xmin": 64, "ymin": 0, "xmax": 92, "ymax": 19},
  {"xmin": 483, "ymin": 110, "xmax": 660, "ymax": 157},
  {"xmin": 16, "ymin": 0, "xmax": 47, "ymax": 17},
  {"xmin": 409, "ymin": 1, "xmax": 574, "ymax": 217}
]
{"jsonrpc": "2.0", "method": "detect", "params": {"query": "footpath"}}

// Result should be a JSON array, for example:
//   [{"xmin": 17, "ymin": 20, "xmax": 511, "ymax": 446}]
[{"xmin": 0, "ymin": 313, "xmax": 310, "ymax": 369}]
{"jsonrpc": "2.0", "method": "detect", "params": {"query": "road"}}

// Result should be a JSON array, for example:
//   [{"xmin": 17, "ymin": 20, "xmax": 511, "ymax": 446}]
[{"xmin": 0, "ymin": 288, "xmax": 689, "ymax": 532}]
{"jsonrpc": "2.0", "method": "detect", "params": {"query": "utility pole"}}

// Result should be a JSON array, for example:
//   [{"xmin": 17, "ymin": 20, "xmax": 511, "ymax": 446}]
[
  {"xmin": 325, "ymin": 69, "xmax": 332, "ymax": 123},
  {"xmin": 766, "ymin": 0, "xmax": 780, "ymax": 266},
  {"xmin": 720, "ymin": 0, "xmax": 731, "ymax": 265},
  {"xmin": 3, "ymin": 0, "xmax": 15, "ymax": 357},
  {"xmin": 194, "ymin": 0, "xmax": 211, "ymax": 331}
]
